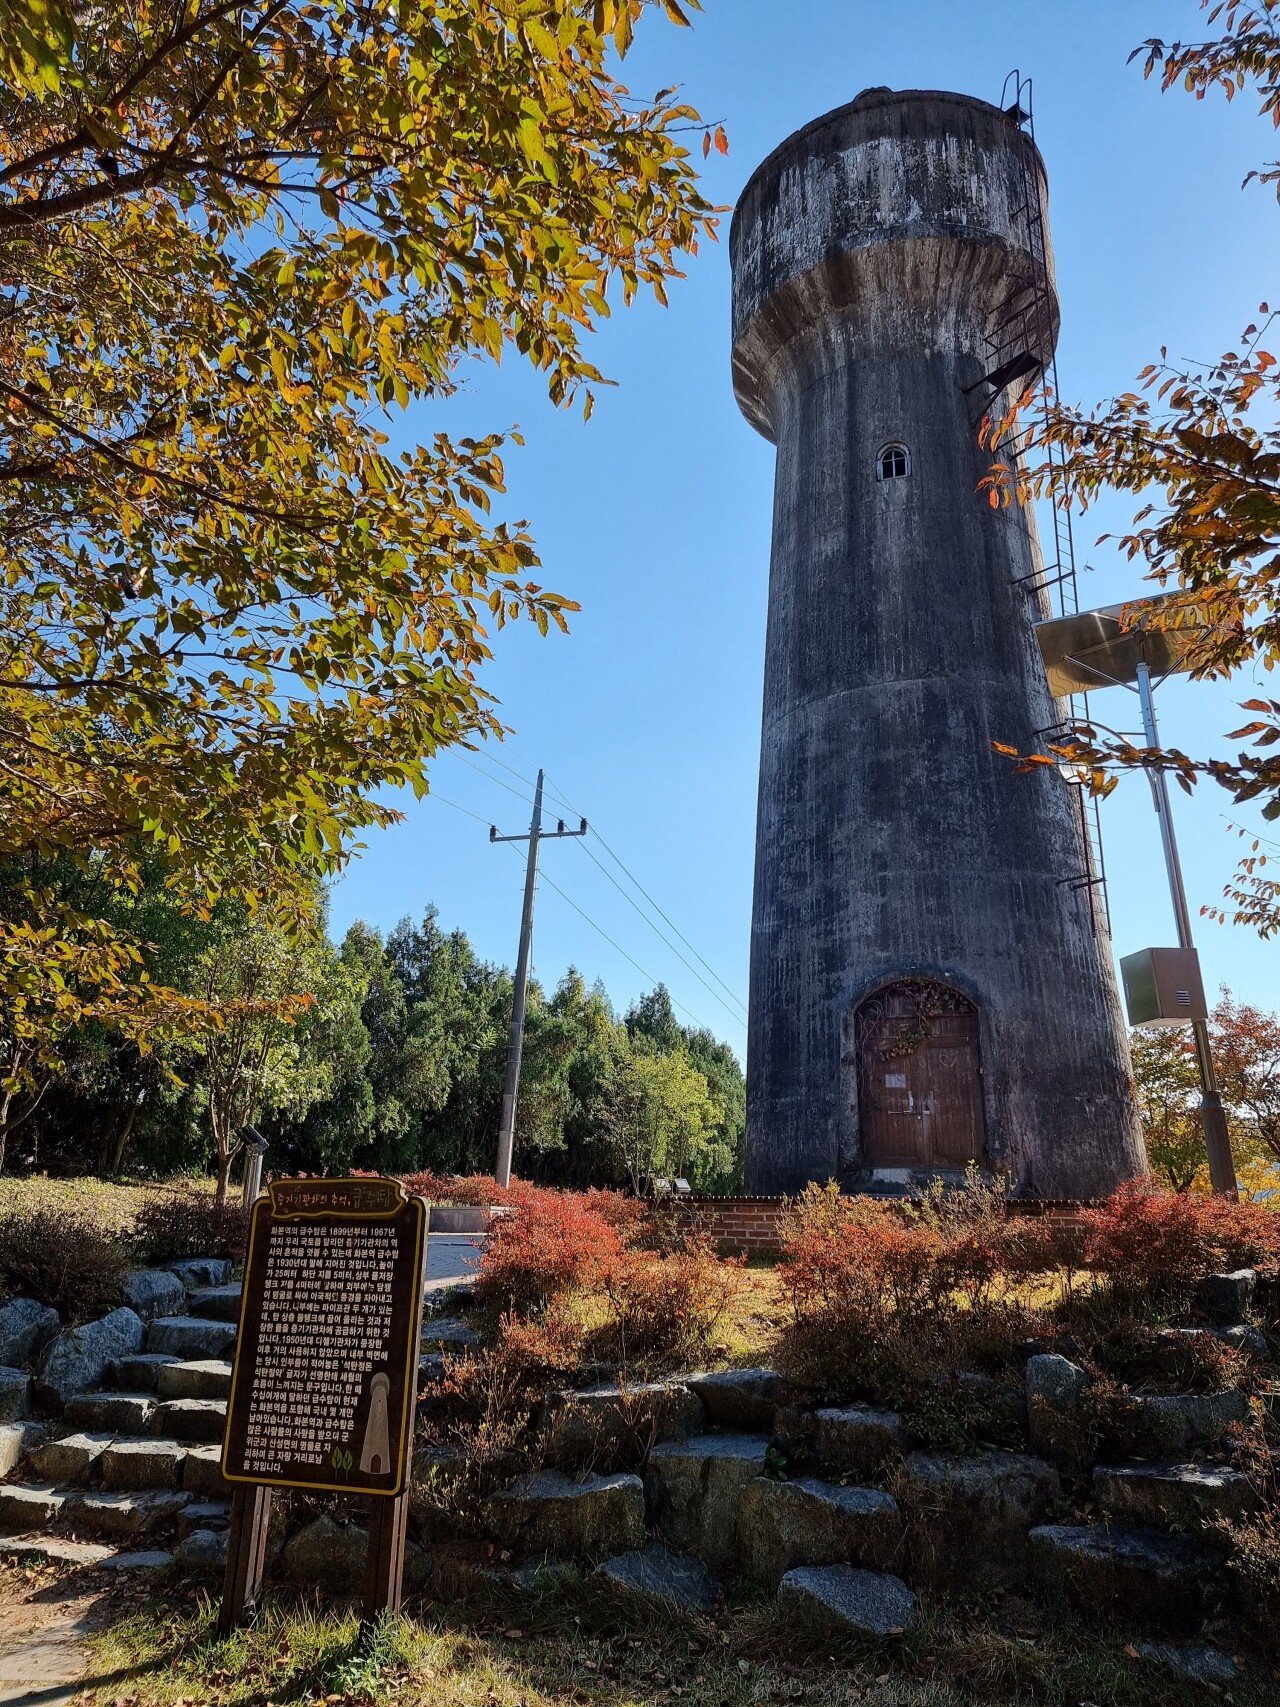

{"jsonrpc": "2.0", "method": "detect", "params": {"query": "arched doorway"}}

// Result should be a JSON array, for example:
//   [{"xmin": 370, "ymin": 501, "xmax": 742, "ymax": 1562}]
[{"xmin": 855, "ymin": 979, "xmax": 985, "ymax": 1170}]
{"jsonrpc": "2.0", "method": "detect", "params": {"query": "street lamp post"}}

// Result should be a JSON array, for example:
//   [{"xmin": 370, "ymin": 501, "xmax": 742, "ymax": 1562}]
[
  {"xmin": 1034, "ymin": 594, "xmax": 1238, "ymax": 1197},
  {"xmin": 1133, "ymin": 660, "xmax": 1237, "ymax": 1196}
]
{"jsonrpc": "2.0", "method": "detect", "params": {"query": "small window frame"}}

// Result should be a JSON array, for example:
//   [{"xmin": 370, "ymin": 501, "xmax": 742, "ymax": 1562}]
[{"xmin": 875, "ymin": 441, "xmax": 911, "ymax": 483}]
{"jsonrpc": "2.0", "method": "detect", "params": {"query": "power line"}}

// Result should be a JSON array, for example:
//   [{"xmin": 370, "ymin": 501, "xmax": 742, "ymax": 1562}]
[
  {"xmin": 585, "ymin": 824, "xmax": 747, "ymax": 1019},
  {"xmin": 428, "ymin": 791, "xmax": 492, "ymax": 826},
  {"xmin": 498, "ymin": 838, "xmax": 723, "ymax": 1035},
  {"xmin": 533, "ymin": 861, "xmax": 725, "ymax": 1037},
  {"xmin": 472, "ymin": 745, "xmax": 544, "ymax": 792},
  {"xmin": 439, "ymin": 747, "xmax": 748, "ymax": 1031},
  {"xmin": 503, "ymin": 763, "xmax": 747, "ymax": 1019},
  {"xmin": 573, "ymin": 835, "xmax": 747, "ymax": 1025},
  {"xmin": 537, "ymin": 764, "xmax": 748, "ymax": 1019},
  {"xmin": 455, "ymin": 752, "xmax": 538, "ymax": 806}
]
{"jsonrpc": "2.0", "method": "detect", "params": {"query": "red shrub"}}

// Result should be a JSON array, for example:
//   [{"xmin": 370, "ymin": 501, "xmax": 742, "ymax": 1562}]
[
  {"xmin": 1083, "ymin": 1182, "xmax": 1280, "ymax": 1306},
  {"xmin": 401, "ymin": 1171, "xmax": 507, "ymax": 1207},
  {"xmin": 580, "ymin": 1187, "xmax": 648, "ymax": 1246},
  {"xmin": 781, "ymin": 1186, "xmax": 947, "ymax": 1321},
  {"xmin": 596, "ymin": 1237, "xmax": 736, "ymax": 1368},
  {"xmin": 474, "ymin": 1186, "xmax": 622, "ymax": 1314}
]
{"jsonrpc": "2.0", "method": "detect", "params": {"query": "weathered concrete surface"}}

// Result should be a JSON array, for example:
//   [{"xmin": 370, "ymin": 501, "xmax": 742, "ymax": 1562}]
[{"xmin": 730, "ymin": 88, "xmax": 1144, "ymax": 1197}]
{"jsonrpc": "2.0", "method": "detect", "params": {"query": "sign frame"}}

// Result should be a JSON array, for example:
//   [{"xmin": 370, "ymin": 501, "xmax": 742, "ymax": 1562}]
[{"xmin": 217, "ymin": 1175, "xmax": 428, "ymax": 1634}]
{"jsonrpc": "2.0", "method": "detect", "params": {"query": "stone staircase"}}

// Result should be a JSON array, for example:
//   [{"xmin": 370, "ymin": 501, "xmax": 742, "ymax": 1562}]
[
  {"xmin": 0, "ymin": 1266, "xmax": 240, "ymax": 1571},
  {"xmin": 465, "ymin": 1362, "xmax": 1265, "ymax": 1645}
]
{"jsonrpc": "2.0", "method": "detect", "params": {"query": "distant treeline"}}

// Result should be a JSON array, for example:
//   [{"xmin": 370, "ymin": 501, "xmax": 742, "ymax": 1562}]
[{"xmin": 10, "ymin": 873, "xmax": 744, "ymax": 1198}]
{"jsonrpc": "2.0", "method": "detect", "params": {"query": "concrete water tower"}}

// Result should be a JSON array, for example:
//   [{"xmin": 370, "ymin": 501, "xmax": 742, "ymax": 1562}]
[{"xmin": 730, "ymin": 87, "xmax": 1146, "ymax": 1199}]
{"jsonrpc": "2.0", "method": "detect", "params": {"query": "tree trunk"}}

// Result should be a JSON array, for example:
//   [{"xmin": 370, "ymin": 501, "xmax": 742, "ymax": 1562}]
[
  {"xmin": 111, "ymin": 1104, "xmax": 139, "ymax": 1177},
  {"xmin": 215, "ymin": 1148, "xmax": 233, "ymax": 1208}
]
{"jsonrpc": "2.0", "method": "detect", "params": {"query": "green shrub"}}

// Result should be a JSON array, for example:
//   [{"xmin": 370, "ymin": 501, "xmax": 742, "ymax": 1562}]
[
  {"xmin": 130, "ymin": 1189, "xmax": 246, "ymax": 1265},
  {"xmin": 0, "ymin": 1206, "xmax": 128, "ymax": 1322}
]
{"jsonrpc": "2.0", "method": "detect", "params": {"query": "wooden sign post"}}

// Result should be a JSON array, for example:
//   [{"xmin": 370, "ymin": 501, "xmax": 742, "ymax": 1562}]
[{"xmin": 217, "ymin": 1176, "xmax": 427, "ymax": 1634}]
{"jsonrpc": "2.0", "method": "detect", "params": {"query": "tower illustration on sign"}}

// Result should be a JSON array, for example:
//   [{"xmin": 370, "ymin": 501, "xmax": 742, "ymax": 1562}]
[
  {"xmin": 729, "ymin": 87, "xmax": 1145, "ymax": 1198},
  {"xmin": 359, "ymin": 1371, "xmax": 392, "ymax": 1476}
]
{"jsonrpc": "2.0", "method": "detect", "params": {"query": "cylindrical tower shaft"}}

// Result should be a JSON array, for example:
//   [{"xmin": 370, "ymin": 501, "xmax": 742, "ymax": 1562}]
[{"xmin": 730, "ymin": 88, "xmax": 1144, "ymax": 1199}]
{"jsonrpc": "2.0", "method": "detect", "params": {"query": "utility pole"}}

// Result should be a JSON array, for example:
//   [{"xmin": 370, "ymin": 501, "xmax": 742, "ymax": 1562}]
[
  {"xmin": 1134, "ymin": 662, "xmax": 1239, "ymax": 1198},
  {"xmin": 490, "ymin": 770, "xmax": 587, "ymax": 1188}
]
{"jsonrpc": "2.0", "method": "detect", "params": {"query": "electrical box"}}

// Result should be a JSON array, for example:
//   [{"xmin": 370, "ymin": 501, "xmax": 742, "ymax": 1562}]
[{"xmin": 1120, "ymin": 947, "xmax": 1208, "ymax": 1028}]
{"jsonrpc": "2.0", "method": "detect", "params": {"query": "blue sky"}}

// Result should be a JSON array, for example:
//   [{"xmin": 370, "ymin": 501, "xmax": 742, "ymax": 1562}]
[{"xmin": 330, "ymin": 0, "xmax": 1278, "ymax": 1061}]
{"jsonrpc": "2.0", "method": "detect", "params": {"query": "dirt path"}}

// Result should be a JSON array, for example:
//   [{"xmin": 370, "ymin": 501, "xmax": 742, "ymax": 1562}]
[{"xmin": 0, "ymin": 1565, "xmax": 119, "ymax": 1705}]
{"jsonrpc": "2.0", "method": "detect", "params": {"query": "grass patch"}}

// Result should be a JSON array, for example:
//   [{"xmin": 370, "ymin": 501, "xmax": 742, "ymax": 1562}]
[
  {"xmin": 0, "ymin": 1175, "xmax": 214, "ymax": 1239},
  {"xmin": 74, "ymin": 1573, "xmax": 1278, "ymax": 1706}
]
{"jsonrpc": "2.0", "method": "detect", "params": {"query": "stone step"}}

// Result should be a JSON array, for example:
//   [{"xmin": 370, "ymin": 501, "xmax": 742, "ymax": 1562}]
[
  {"xmin": 0, "ymin": 1421, "xmax": 45, "ymax": 1479},
  {"xmin": 157, "ymin": 1358, "xmax": 233, "ymax": 1402},
  {"xmin": 167, "ymin": 1256, "xmax": 232, "ymax": 1290},
  {"xmin": 100, "ymin": 1438, "xmax": 188, "ymax": 1493},
  {"xmin": 0, "ymin": 1483, "xmax": 75, "ymax": 1531},
  {"xmin": 0, "ymin": 1531, "xmax": 173, "ymax": 1570},
  {"xmin": 739, "ymin": 1476, "xmax": 901, "ymax": 1585},
  {"xmin": 150, "ymin": 1398, "xmax": 227, "ymax": 1444},
  {"xmin": 29, "ymin": 1431, "xmax": 115, "ymax": 1486},
  {"xmin": 0, "ymin": 1533, "xmax": 116, "ymax": 1567},
  {"xmin": 0, "ymin": 1366, "xmax": 30, "ymax": 1422},
  {"xmin": 183, "ymin": 1443, "xmax": 233, "ymax": 1499},
  {"xmin": 686, "ymin": 1368, "xmax": 781, "ymax": 1433},
  {"xmin": 1124, "ymin": 1391, "xmax": 1250, "ymax": 1457},
  {"xmin": 1094, "ymin": 1462, "xmax": 1259, "ymax": 1534},
  {"xmin": 777, "ymin": 1564, "xmax": 919, "ymax": 1637},
  {"xmin": 71, "ymin": 1488, "xmax": 189, "ymax": 1540},
  {"xmin": 645, "ymin": 1435, "xmax": 770, "ymax": 1572},
  {"xmin": 177, "ymin": 1499, "xmax": 230, "ymax": 1538},
  {"xmin": 64, "ymin": 1391, "xmax": 155, "ymax": 1434},
  {"xmin": 176, "ymin": 1525, "xmax": 229, "ymax": 1573},
  {"xmin": 147, "ymin": 1316, "xmax": 236, "ymax": 1360},
  {"xmin": 121, "ymin": 1269, "xmax": 188, "ymax": 1322},
  {"xmin": 188, "ymin": 1284, "xmax": 243, "ymax": 1323},
  {"xmin": 421, "ymin": 1316, "xmax": 480, "ymax": 1352},
  {"xmin": 486, "ymin": 1470, "xmax": 646, "ymax": 1559},
  {"xmin": 1029, "ymin": 1522, "xmax": 1219, "ymax": 1633},
  {"xmin": 113, "ymin": 1353, "xmax": 183, "ymax": 1393}
]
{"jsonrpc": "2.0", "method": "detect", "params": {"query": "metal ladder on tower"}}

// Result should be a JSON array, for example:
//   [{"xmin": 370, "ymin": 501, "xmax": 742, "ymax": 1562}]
[{"xmin": 966, "ymin": 71, "xmax": 1112, "ymax": 938}]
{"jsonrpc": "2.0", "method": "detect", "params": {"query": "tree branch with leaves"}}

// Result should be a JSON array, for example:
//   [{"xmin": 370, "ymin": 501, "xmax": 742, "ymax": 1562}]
[{"xmin": 0, "ymin": 0, "xmax": 720, "ymax": 1097}]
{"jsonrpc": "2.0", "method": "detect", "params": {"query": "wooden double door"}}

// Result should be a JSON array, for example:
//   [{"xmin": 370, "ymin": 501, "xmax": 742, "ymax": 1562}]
[{"xmin": 856, "ymin": 980, "xmax": 985, "ymax": 1170}]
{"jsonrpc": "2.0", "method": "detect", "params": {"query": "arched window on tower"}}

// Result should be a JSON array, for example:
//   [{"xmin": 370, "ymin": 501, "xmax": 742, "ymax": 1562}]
[{"xmin": 876, "ymin": 441, "xmax": 911, "ymax": 482}]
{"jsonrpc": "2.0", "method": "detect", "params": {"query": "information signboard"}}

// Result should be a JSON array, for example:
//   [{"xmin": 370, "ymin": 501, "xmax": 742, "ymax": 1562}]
[
  {"xmin": 223, "ymin": 1175, "xmax": 425, "ymax": 1496},
  {"xmin": 218, "ymin": 1175, "xmax": 427, "ymax": 1631}
]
